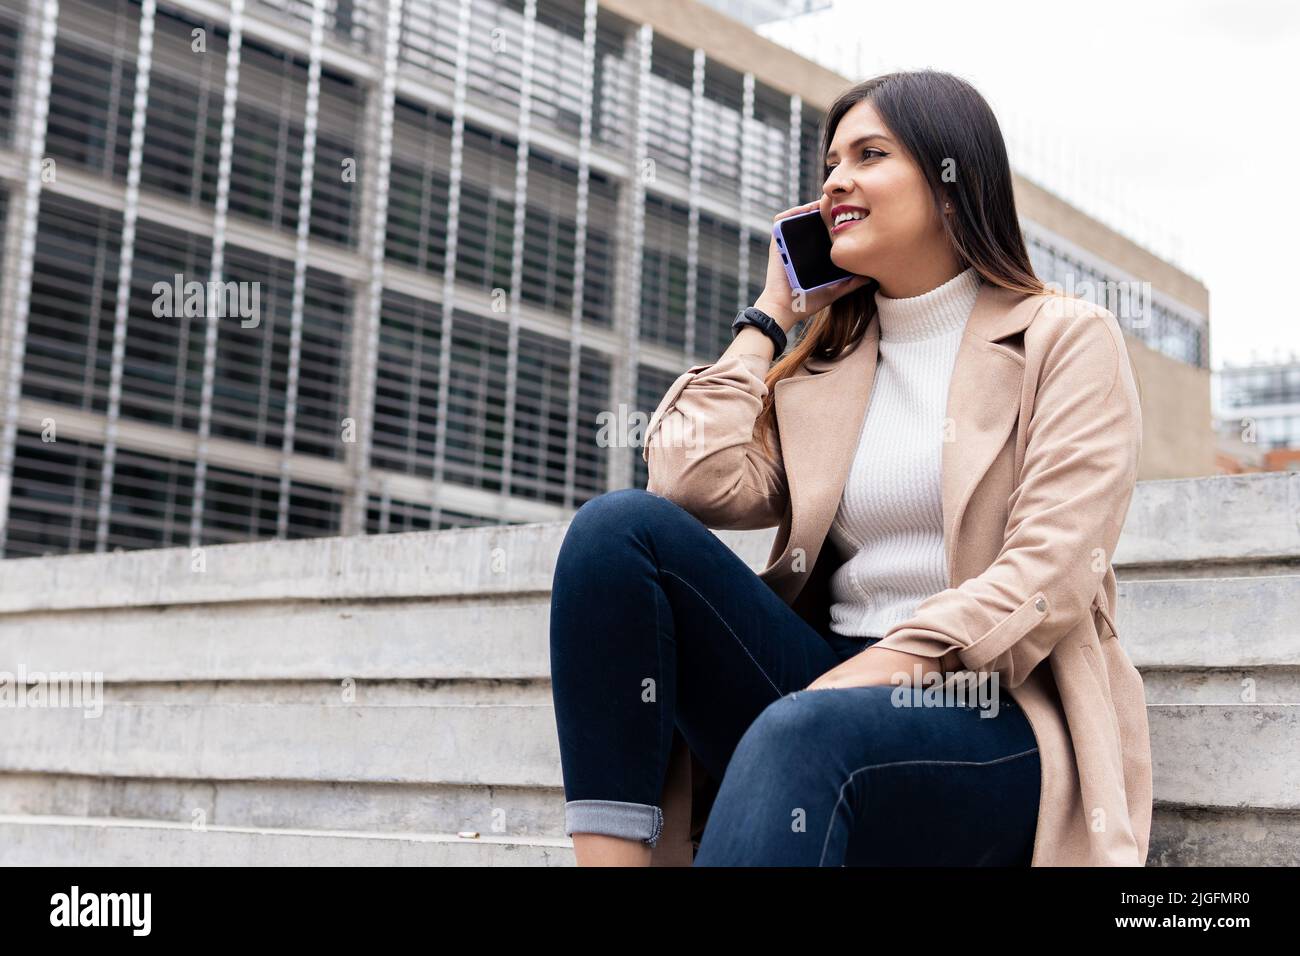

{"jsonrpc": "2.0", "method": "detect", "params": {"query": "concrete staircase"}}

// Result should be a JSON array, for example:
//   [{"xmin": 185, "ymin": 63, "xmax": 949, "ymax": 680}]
[{"xmin": 0, "ymin": 472, "xmax": 1297, "ymax": 866}]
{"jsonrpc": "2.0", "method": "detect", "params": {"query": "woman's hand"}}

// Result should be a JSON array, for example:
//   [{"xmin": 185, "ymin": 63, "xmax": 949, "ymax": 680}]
[
  {"xmin": 805, "ymin": 646, "xmax": 947, "ymax": 691},
  {"xmin": 756, "ymin": 199, "xmax": 871, "ymax": 332}
]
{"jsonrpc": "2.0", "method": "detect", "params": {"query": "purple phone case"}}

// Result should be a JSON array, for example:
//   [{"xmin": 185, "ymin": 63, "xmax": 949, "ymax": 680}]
[{"xmin": 772, "ymin": 209, "xmax": 851, "ymax": 297}]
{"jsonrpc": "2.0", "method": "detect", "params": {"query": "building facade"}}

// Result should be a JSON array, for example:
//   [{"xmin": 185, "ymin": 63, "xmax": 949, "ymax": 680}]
[
  {"xmin": 0, "ymin": 0, "xmax": 1211, "ymax": 559},
  {"xmin": 1214, "ymin": 357, "xmax": 1300, "ymax": 473}
]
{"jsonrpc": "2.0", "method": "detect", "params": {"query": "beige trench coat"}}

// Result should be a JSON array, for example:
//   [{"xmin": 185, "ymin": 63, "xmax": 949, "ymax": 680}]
[{"xmin": 639, "ymin": 279, "xmax": 1151, "ymax": 866}]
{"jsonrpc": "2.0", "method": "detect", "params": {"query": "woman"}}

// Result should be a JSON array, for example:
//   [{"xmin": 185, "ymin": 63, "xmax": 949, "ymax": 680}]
[{"xmin": 549, "ymin": 69, "xmax": 1151, "ymax": 867}]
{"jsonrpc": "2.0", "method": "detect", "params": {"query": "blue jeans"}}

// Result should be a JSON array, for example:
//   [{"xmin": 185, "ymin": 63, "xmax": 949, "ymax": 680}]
[{"xmin": 549, "ymin": 489, "xmax": 1040, "ymax": 866}]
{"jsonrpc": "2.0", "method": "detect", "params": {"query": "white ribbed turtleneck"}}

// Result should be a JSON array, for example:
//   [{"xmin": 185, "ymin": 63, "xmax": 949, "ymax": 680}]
[{"xmin": 827, "ymin": 265, "xmax": 982, "ymax": 638}]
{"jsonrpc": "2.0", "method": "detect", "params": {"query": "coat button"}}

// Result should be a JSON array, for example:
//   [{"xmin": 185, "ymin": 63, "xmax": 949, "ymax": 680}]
[{"xmin": 1034, "ymin": 597, "xmax": 1047, "ymax": 613}]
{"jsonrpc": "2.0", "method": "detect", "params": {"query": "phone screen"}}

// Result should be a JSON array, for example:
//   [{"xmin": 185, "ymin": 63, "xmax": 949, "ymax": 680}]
[{"xmin": 776, "ymin": 210, "xmax": 853, "ymax": 292}]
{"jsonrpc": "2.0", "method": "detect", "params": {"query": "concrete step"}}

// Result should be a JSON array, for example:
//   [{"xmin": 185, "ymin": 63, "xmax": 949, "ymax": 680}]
[
  {"xmin": 0, "ymin": 597, "xmax": 555, "ymax": 681},
  {"xmin": 1116, "ymin": 472, "xmax": 1300, "ymax": 568},
  {"xmin": 0, "ymin": 772, "xmax": 566, "ymax": 837},
  {"xmin": 0, "ymin": 473, "xmax": 1294, "ymax": 619},
  {"xmin": 2, "ymin": 698, "xmax": 1296, "ymax": 810},
  {"xmin": 0, "ymin": 521, "xmax": 774, "ymax": 614},
  {"xmin": 1148, "ymin": 704, "xmax": 1300, "ymax": 810},
  {"xmin": 0, "ymin": 814, "xmax": 575, "ymax": 866},
  {"xmin": 1118, "ymin": 575, "xmax": 1300, "ymax": 668},
  {"xmin": 2, "ymin": 575, "xmax": 1297, "ymax": 682},
  {"xmin": 0, "ymin": 702, "xmax": 564, "ymax": 787},
  {"xmin": 2, "ymin": 808, "xmax": 1297, "ymax": 867},
  {"xmin": 1148, "ymin": 806, "xmax": 1300, "ymax": 866}
]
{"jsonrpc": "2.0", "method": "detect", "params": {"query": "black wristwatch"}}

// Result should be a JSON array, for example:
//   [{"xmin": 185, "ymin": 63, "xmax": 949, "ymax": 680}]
[{"xmin": 732, "ymin": 306, "xmax": 788, "ymax": 355}]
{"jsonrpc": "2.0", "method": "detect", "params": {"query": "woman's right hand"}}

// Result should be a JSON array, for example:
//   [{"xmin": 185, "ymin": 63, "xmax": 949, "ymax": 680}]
[{"xmin": 755, "ymin": 199, "xmax": 871, "ymax": 332}]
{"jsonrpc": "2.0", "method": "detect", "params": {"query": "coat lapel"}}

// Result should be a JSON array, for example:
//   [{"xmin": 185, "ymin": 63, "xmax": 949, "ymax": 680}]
[{"xmin": 772, "ymin": 278, "xmax": 1044, "ymax": 594}]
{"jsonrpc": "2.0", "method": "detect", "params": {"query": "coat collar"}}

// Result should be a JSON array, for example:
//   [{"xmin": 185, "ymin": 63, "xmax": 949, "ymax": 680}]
[{"xmin": 773, "ymin": 278, "xmax": 1047, "ymax": 587}]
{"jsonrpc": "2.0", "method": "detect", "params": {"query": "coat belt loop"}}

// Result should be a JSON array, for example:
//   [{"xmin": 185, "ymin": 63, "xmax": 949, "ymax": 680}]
[{"xmin": 1092, "ymin": 594, "xmax": 1120, "ymax": 641}]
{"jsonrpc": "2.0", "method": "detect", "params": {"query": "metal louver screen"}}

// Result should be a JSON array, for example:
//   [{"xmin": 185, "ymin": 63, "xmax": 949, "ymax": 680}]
[{"xmin": 2, "ymin": 0, "xmax": 936, "ymax": 558}]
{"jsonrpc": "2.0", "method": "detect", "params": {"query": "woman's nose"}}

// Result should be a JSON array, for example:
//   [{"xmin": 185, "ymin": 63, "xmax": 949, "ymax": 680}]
[{"xmin": 823, "ymin": 170, "xmax": 851, "ymax": 198}]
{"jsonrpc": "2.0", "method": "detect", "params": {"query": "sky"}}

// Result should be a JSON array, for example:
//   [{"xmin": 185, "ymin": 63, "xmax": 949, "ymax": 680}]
[{"xmin": 757, "ymin": 0, "xmax": 1300, "ymax": 370}]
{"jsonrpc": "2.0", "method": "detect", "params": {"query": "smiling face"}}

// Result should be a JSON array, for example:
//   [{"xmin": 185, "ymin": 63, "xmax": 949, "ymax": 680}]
[{"xmin": 819, "ymin": 98, "xmax": 958, "ymax": 298}]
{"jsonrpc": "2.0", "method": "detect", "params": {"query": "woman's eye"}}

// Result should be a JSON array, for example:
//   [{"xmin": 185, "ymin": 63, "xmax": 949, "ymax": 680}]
[{"xmin": 823, "ymin": 149, "xmax": 884, "ymax": 178}]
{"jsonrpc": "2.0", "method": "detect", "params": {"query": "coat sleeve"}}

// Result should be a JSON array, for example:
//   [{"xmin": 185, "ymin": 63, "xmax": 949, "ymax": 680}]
[
  {"xmin": 868, "ymin": 306, "xmax": 1142, "ymax": 688},
  {"xmin": 641, "ymin": 352, "xmax": 789, "ymax": 530}
]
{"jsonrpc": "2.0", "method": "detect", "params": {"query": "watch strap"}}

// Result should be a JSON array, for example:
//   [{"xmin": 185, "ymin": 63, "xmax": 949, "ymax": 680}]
[{"xmin": 731, "ymin": 306, "xmax": 788, "ymax": 355}]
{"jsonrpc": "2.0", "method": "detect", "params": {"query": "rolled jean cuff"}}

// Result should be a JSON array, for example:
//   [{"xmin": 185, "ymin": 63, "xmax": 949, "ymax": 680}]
[{"xmin": 565, "ymin": 799, "xmax": 664, "ymax": 848}]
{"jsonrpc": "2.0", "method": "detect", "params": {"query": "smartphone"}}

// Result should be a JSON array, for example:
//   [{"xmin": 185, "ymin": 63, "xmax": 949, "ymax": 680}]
[{"xmin": 772, "ymin": 209, "xmax": 854, "ymax": 296}]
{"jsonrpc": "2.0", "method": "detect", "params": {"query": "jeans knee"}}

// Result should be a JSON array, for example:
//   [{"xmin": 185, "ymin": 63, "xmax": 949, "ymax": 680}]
[
  {"xmin": 563, "ymin": 488, "xmax": 681, "ymax": 552},
  {"xmin": 734, "ymin": 693, "xmax": 808, "ymax": 753},
  {"xmin": 739, "ymin": 691, "xmax": 846, "ymax": 755}
]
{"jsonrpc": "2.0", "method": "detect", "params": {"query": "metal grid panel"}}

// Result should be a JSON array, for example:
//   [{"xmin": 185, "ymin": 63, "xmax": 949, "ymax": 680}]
[
  {"xmin": 454, "ymin": 121, "xmax": 516, "ymax": 294},
  {"xmin": 201, "ymin": 465, "xmax": 280, "ymax": 543},
  {"xmin": 22, "ymin": 195, "xmax": 120, "ymax": 411},
  {"xmin": 0, "ymin": 3, "xmax": 20, "ymax": 144},
  {"xmin": 210, "ymin": 244, "xmax": 295, "ymax": 449},
  {"xmin": 139, "ymin": 5, "xmax": 226, "ymax": 205},
  {"xmin": 613, "ymin": 21, "xmax": 651, "ymax": 494},
  {"xmin": 119, "ymin": 218, "xmax": 212, "ymax": 429},
  {"xmin": 463, "ymin": 0, "xmax": 528, "ymax": 117},
  {"xmin": 201, "ymin": 464, "xmax": 342, "ymax": 543},
  {"xmin": 579, "ymin": 167, "xmax": 617, "ymax": 327},
  {"xmin": 442, "ymin": 308, "xmax": 508, "ymax": 493},
  {"xmin": 526, "ymin": 0, "xmax": 585, "ymax": 139},
  {"xmin": 45, "ymin": 0, "xmax": 138, "ymax": 180},
  {"xmin": 371, "ymin": 286, "xmax": 442, "ymax": 476},
  {"xmin": 4, "ymin": 430, "xmax": 103, "ymax": 559},
  {"xmin": 364, "ymin": 493, "xmax": 500, "ymax": 533},
  {"xmin": 342, "ymin": 0, "xmax": 402, "ymax": 536},
  {"xmin": 0, "ymin": 0, "xmax": 60, "ymax": 554},
  {"xmin": 748, "ymin": 79, "xmax": 793, "ymax": 213},
  {"xmin": 396, "ymin": 0, "xmax": 460, "ymax": 88},
  {"xmin": 94, "ymin": 0, "xmax": 155, "ymax": 561},
  {"xmin": 310, "ymin": 69, "xmax": 363, "ymax": 246},
  {"xmin": 293, "ymin": 266, "xmax": 351, "ymax": 458},
  {"xmin": 692, "ymin": 208, "xmax": 743, "ymax": 363},
  {"xmin": 217, "ymin": 35, "xmax": 362, "ymax": 248},
  {"xmin": 639, "ymin": 192, "xmax": 689, "ymax": 350},
  {"xmin": 105, "ymin": 446, "xmax": 196, "ymax": 552},
  {"xmin": 522, "ymin": 0, "xmax": 637, "ymax": 152},
  {"xmin": 695, "ymin": 58, "xmax": 743, "ymax": 206},
  {"xmin": 386, "ymin": 98, "xmax": 452, "ymax": 275},
  {"xmin": 631, "ymin": 363, "xmax": 677, "ymax": 491},
  {"xmin": 254, "ymin": 0, "xmax": 375, "ymax": 52},
  {"xmin": 797, "ymin": 109, "xmax": 824, "ymax": 205},
  {"xmin": 644, "ymin": 35, "xmax": 693, "ymax": 180},
  {"xmin": 592, "ymin": 6, "xmax": 630, "ymax": 148},
  {"xmin": 518, "ymin": 148, "xmax": 581, "ymax": 317},
  {"xmin": 282, "ymin": 477, "xmax": 344, "ymax": 537},
  {"xmin": 744, "ymin": 230, "xmax": 767, "ymax": 315},
  {"xmin": 225, "ymin": 39, "xmax": 306, "ymax": 234},
  {"xmin": 510, "ymin": 325, "xmax": 570, "ymax": 504},
  {"xmin": 572, "ymin": 344, "xmax": 609, "ymax": 504}
]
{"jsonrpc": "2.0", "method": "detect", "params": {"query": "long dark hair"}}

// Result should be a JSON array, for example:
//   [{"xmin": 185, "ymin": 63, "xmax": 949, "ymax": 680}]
[{"xmin": 756, "ymin": 70, "xmax": 1052, "ymax": 445}]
